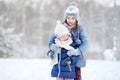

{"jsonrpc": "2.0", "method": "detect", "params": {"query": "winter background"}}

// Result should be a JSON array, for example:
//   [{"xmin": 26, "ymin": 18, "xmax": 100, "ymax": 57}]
[{"xmin": 0, "ymin": 0, "xmax": 120, "ymax": 80}]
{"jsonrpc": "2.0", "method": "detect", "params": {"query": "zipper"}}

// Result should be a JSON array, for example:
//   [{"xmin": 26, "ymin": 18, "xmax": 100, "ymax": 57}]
[{"xmin": 57, "ymin": 53, "xmax": 61, "ymax": 78}]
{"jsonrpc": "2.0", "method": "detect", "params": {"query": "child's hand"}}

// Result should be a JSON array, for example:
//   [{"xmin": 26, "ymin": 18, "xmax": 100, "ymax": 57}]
[
  {"xmin": 62, "ymin": 57, "xmax": 71, "ymax": 66},
  {"xmin": 67, "ymin": 48, "xmax": 80, "ymax": 56},
  {"xmin": 50, "ymin": 44, "xmax": 61, "ymax": 54}
]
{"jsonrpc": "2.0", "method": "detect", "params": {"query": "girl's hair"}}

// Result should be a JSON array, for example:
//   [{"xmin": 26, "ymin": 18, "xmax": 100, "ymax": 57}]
[{"xmin": 64, "ymin": 19, "xmax": 78, "ymax": 31}]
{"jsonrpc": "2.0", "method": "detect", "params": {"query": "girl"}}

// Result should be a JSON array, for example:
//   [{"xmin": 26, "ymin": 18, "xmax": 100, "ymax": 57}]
[
  {"xmin": 48, "ymin": 2, "xmax": 88, "ymax": 80},
  {"xmin": 63, "ymin": 2, "xmax": 88, "ymax": 80}
]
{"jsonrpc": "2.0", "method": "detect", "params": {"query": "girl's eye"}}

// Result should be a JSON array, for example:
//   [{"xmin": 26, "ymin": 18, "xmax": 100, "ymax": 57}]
[
  {"xmin": 72, "ymin": 18, "xmax": 75, "ymax": 20},
  {"xmin": 67, "ymin": 17, "xmax": 70, "ymax": 19}
]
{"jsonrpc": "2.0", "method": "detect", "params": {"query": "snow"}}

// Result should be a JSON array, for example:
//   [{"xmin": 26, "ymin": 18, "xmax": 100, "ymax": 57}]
[
  {"xmin": 0, "ymin": 59, "xmax": 120, "ymax": 80},
  {"xmin": 82, "ymin": 60, "xmax": 120, "ymax": 80},
  {"xmin": 103, "ymin": 49, "xmax": 116, "ymax": 61}
]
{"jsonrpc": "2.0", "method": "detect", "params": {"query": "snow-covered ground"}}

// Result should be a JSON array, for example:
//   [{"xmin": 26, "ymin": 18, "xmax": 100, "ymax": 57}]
[{"xmin": 0, "ymin": 58, "xmax": 120, "ymax": 80}]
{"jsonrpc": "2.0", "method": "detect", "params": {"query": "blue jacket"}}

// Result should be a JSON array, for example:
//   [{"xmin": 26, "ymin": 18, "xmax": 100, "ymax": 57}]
[
  {"xmin": 51, "ymin": 43, "xmax": 80, "ymax": 79},
  {"xmin": 48, "ymin": 25, "xmax": 88, "ymax": 67}
]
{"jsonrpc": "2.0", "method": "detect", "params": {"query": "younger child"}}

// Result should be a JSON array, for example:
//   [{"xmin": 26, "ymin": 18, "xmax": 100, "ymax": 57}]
[{"xmin": 48, "ymin": 20, "xmax": 80, "ymax": 80}]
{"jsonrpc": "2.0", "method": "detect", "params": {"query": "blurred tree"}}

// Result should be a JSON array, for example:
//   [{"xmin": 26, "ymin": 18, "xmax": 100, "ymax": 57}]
[{"xmin": 0, "ymin": 0, "xmax": 120, "ymax": 59}]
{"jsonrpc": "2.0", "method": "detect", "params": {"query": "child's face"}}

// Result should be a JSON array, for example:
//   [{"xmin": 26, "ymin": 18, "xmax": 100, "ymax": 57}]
[
  {"xmin": 58, "ymin": 34, "xmax": 70, "ymax": 41},
  {"xmin": 66, "ymin": 16, "xmax": 76, "ymax": 27}
]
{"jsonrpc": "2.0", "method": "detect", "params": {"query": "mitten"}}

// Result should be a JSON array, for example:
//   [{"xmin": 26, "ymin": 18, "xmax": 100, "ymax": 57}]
[
  {"xmin": 47, "ymin": 50, "xmax": 54, "ymax": 59},
  {"xmin": 67, "ymin": 48, "xmax": 80, "ymax": 56},
  {"xmin": 62, "ymin": 57, "xmax": 71, "ymax": 66},
  {"xmin": 50, "ymin": 44, "xmax": 61, "ymax": 54}
]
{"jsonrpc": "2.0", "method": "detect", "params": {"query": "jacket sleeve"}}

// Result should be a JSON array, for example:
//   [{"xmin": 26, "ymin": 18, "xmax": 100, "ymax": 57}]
[
  {"xmin": 78, "ymin": 26, "xmax": 88, "ymax": 54},
  {"xmin": 70, "ymin": 56, "xmax": 80, "ymax": 64},
  {"xmin": 48, "ymin": 34, "xmax": 56, "ymax": 46}
]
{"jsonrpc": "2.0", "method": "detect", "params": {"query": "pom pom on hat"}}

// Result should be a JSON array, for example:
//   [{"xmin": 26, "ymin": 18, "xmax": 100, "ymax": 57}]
[
  {"xmin": 54, "ymin": 20, "xmax": 70, "ymax": 37},
  {"xmin": 64, "ymin": 2, "xmax": 80, "ymax": 24},
  {"xmin": 69, "ymin": 2, "xmax": 77, "ymax": 7}
]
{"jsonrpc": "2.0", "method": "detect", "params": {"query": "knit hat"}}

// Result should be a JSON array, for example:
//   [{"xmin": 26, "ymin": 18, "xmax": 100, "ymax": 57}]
[
  {"xmin": 64, "ymin": 2, "xmax": 80, "ymax": 23},
  {"xmin": 54, "ymin": 20, "xmax": 70, "ymax": 37}
]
